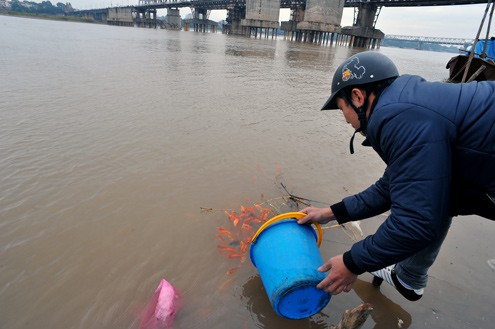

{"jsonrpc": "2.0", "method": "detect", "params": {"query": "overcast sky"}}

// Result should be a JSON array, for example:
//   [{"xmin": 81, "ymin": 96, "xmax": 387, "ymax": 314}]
[{"xmin": 56, "ymin": 1, "xmax": 491, "ymax": 39}]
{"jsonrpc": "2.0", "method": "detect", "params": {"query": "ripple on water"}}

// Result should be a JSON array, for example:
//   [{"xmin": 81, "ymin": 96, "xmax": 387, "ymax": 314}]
[{"xmin": 488, "ymin": 259, "xmax": 495, "ymax": 270}]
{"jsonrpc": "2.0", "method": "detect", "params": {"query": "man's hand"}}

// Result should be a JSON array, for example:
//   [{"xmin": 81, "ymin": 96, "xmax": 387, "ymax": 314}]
[
  {"xmin": 298, "ymin": 207, "xmax": 336, "ymax": 225},
  {"xmin": 298, "ymin": 209, "xmax": 356, "ymax": 294},
  {"xmin": 317, "ymin": 255, "xmax": 357, "ymax": 294}
]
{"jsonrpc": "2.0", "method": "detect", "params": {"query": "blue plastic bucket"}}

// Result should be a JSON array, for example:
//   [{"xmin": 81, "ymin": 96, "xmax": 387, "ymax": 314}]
[{"xmin": 250, "ymin": 215, "xmax": 331, "ymax": 319}]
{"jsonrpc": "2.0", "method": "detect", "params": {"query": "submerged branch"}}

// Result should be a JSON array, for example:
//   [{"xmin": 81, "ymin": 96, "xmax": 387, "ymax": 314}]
[
  {"xmin": 201, "ymin": 183, "xmax": 331, "ymax": 216},
  {"xmin": 330, "ymin": 303, "xmax": 373, "ymax": 329},
  {"xmin": 280, "ymin": 182, "xmax": 328, "ymax": 206}
]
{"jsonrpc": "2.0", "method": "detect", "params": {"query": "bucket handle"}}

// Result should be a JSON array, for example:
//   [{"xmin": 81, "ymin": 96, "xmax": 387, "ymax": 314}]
[{"xmin": 251, "ymin": 212, "xmax": 323, "ymax": 247}]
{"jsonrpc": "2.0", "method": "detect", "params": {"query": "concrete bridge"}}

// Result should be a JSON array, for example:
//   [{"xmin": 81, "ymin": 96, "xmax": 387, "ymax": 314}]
[{"xmin": 70, "ymin": 0, "xmax": 489, "ymax": 48}]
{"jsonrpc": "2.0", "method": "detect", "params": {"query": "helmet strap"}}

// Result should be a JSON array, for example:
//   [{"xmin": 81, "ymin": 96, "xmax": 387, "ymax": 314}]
[
  {"xmin": 349, "ymin": 129, "xmax": 360, "ymax": 154},
  {"xmin": 345, "ymin": 94, "xmax": 369, "ymax": 154}
]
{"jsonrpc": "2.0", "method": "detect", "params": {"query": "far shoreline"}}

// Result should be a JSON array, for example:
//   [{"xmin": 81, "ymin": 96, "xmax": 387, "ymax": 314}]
[{"xmin": 0, "ymin": 11, "xmax": 105, "ymax": 25}]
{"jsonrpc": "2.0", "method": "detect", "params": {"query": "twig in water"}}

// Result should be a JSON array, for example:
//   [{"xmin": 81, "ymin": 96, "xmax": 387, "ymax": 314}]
[
  {"xmin": 279, "ymin": 183, "xmax": 328, "ymax": 206},
  {"xmin": 330, "ymin": 303, "xmax": 373, "ymax": 329},
  {"xmin": 200, "ymin": 207, "xmax": 235, "ymax": 213}
]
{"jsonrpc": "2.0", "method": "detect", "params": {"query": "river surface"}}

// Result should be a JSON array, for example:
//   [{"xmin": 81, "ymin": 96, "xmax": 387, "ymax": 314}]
[{"xmin": 1, "ymin": 14, "xmax": 494, "ymax": 329}]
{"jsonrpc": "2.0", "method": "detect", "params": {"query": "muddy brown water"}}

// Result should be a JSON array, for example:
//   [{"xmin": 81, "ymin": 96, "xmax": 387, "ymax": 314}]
[{"xmin": 1, "ymin": 14, "xmax": 494, "ymax": 329}]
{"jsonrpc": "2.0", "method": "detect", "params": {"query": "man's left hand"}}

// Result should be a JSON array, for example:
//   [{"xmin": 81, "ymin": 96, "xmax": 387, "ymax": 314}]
[{"xmin": 317, "ymin": 255, "xmax": 357, "ymax": 294}]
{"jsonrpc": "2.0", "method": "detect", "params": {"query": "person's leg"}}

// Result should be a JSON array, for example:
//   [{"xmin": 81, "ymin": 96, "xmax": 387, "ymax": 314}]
[
  {"xmin": 371, "ymin": 217, "xmax": 452, "ymax": 301},
  {"xmin": 395, "ymin": 216, "xmax": 452, "ymax": 289}
]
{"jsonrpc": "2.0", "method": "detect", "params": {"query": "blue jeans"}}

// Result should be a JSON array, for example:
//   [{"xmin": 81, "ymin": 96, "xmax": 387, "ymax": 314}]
[{"xmin": 394, "ymin": 217, "xmax": 452, "ymax": 290}]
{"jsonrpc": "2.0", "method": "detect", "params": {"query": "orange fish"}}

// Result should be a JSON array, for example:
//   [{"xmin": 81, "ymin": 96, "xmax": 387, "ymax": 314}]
[
  {"xmin": 227, "ymin": 253, "xmax": 244, "ymax": 259},
  {"xmin": 226, "ymin": 266, "xmax": 241, "ymax": 275},
  {"xmin": 217, "ymin": 245, "xmax": 238, "ymax": 253}
]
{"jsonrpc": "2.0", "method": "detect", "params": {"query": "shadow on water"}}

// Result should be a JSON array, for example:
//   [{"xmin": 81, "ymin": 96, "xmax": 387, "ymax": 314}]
[
  {"xmin": 352, "ymin": 279, "xmax": 412, "ymax": 329},
  {"xmin": 240, "ymin": 275, "xmax": 331, "ymax": 328},
  {"xmin": 224, "ymin": 39, "xmax": 277, "ymax": 59},
  {"xmin": 240, "ymin": 275, "xmax": 412, "ymax": 329},
  {"xmin": 225, "ymin": 47, "xmax": 276, "ymax": 59}
]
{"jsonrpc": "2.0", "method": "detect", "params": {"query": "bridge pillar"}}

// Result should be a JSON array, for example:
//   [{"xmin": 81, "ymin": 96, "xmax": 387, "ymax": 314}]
[
  {"xmin": 280, "ymin": 5, "xmax": 304, "ymax": 41},
  {"xmin": 343, "ymin": 3, "xmax": 383, "ymax": 48},
  {"xmin": 134, "ymin": 7, "xmax": 157, "ymax": 28},
  {"xmin": 107, "ymin": 8, "xmax": 135, "ymax": 26},
  {"xmin": 355, "ymin": 3, "xmax": 376, "ymax": 28},
  {"xmin": 166, "ymin": 8, "xmax": 181, "ymax": 30},
  {"xmin": 241, "ymin": 0, "xmax": 280, "ymax": 38},
  {"xmin": 184, "ymin": 7, "xmax": 217, "ymax": 33},
  {"xmin": 225, "ymin": 5, "xmax": 245, "ymax": 35},
  {"xmin": 281, "ymin": 0, "xmax": 342, "ymax": 45},
  {"xmin": 194, "ymin": 8, "xmax": 207, "ymax": 32}
]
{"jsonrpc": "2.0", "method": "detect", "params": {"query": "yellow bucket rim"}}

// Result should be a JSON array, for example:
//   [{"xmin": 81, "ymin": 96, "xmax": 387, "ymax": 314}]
[{"xmin": 250, "ymin": 212, "xmax": 323, "ymax": 247}]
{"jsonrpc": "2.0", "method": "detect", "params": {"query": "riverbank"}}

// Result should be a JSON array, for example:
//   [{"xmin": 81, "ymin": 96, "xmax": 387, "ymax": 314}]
[{"xmin": 0, "ymin": 11, "xmax": 103, "ymax": 24}]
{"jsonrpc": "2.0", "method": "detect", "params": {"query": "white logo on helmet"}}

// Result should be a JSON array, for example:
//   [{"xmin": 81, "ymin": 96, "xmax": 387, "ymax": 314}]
[{"xmin": 341, "ymin": 57, "xmax": 366, "ymax": 82}]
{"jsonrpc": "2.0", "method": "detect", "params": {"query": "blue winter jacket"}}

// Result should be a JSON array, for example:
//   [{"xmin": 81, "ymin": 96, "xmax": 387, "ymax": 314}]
[{"xmin": 332, "ymin": 75, "xmax": 495, "ymax": 274}]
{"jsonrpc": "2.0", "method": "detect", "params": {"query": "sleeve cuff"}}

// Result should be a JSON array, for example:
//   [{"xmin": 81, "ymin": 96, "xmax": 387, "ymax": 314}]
[
  {"xmin": 343, "ymin": 250, "xmax": 365, "ymax": 275},
  {"xmin": 330, "ymin": 201, "xmax": 351, "ymax": 224}
]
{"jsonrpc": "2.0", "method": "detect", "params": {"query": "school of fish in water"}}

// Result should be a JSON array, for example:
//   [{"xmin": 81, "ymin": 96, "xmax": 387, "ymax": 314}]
[{"xmin": 216, "ymin": 201, "xmax": 275, "ymax": 276}]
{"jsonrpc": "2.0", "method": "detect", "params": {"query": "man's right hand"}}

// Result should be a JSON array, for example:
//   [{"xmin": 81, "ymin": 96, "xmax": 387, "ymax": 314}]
[{"xmin": 298, "ymin": 207, "xmax": 336, "ymax": 225}]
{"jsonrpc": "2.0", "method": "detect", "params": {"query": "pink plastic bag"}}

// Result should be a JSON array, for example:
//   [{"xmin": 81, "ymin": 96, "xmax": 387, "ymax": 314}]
[{"xmin": 139, "ymin": 279, "xmax": 180, "ymax": 329}]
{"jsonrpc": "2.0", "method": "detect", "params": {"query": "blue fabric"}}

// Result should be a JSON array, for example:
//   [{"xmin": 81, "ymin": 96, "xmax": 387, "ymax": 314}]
[
  {"xmin": 474, "ymin": 39, "xmax": 495, "ymax": 59},
  {"xmin": 341, "ymin": 75, "xmax": 495, "ymax": 272}
]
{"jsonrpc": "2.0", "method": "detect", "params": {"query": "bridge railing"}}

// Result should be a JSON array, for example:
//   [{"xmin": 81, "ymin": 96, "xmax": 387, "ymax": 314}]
[
  {"xmin": 139, "ymin": 0, "xmax": 179, "ymax": 4},
  {"xmin": 386, "ymin": 34, "xmax": 473, "ymax": 45}
]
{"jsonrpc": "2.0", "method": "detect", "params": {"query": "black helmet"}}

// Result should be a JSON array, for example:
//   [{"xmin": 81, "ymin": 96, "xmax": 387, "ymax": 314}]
[{"xmin": 321, "ymin": 51, "xmax": 399, "ymax": 110}]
